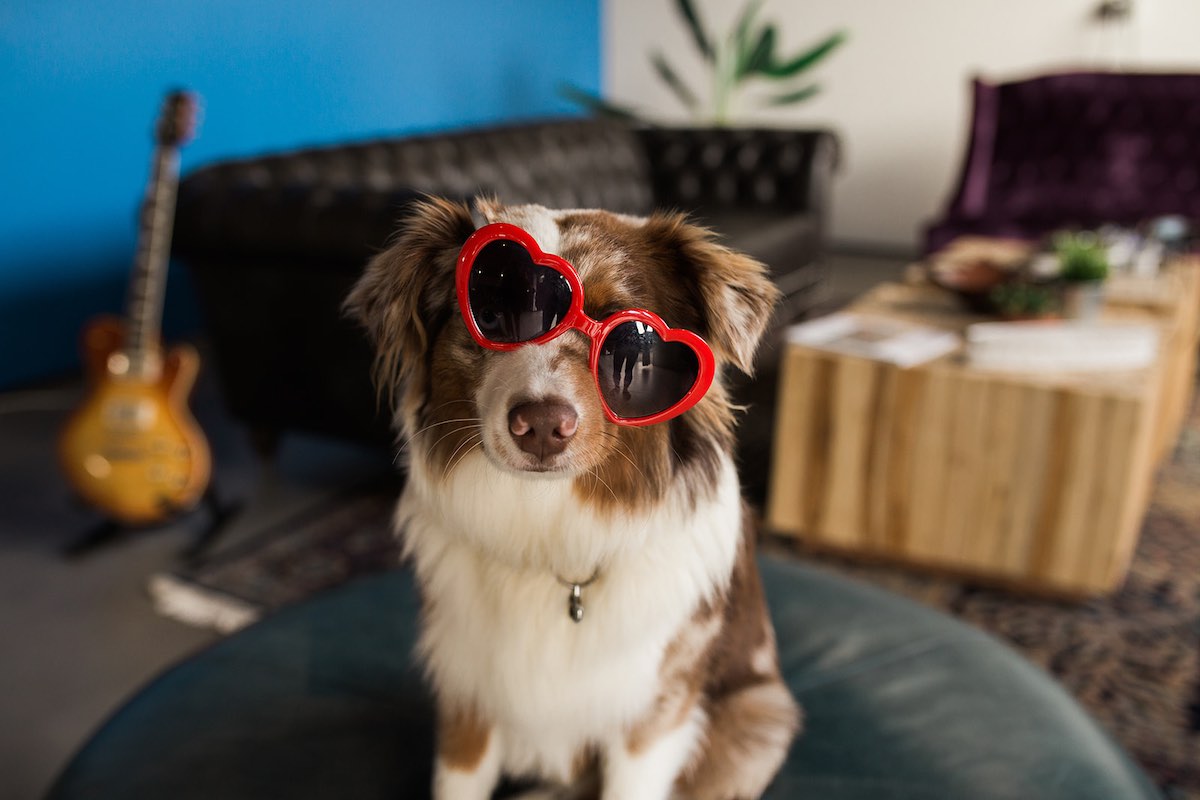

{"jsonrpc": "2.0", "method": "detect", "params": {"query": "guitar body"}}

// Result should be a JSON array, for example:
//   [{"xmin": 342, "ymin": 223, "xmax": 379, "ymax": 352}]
[{"xmin": 60, "ymin": 317, "xmax": 211, "ymax": 525}]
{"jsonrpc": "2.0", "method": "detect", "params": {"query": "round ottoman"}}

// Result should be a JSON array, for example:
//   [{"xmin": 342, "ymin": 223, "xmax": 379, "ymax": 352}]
[{"xmin": 48, "ymin": 557, "xmax": 1160, "ymax": 799}]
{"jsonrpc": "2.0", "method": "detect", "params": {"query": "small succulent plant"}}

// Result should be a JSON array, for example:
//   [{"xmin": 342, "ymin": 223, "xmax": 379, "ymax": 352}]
[{"xmin": 1054, "ymin": 232, "xmax": 1110, "ymax": 283}]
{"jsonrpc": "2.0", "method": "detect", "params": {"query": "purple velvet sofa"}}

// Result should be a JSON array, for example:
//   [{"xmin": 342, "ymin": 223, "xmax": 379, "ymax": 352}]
[{"xmin": 925, "ymin": 71, "xmax": 1200, "ymax": 254}]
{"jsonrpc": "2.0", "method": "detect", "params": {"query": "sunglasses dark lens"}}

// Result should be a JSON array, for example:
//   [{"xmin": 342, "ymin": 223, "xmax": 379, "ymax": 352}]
[
  {"xmin": 467, "ymin": 240, "xmax": 573, "ymax": 344},
  {"xmin": 599, "ymin": 321, "xmax": 700, "ymax": 420}
]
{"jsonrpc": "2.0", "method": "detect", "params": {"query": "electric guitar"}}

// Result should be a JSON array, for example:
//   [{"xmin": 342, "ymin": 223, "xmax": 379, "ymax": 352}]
[{"xmin": 59, "ymin": 90, "xmax": 211, "ymax": 525}]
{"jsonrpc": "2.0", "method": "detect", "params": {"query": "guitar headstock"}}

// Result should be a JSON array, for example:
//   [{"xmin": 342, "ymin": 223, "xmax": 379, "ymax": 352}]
[{"xmin": 154, "ymin": 90, "xmax": 199, "ymax": 147}]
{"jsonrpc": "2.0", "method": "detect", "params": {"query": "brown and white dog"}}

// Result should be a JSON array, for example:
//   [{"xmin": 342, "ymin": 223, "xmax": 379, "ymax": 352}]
[{"xmin": 346, "ymin": 198, "xmax": 799, "ymax": 800}]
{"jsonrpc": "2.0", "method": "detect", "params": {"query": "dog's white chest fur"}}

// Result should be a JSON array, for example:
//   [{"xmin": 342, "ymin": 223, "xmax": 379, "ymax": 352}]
[{"xmin": 398, "ymin": 450, "xmax": 743, "ymax": 781}]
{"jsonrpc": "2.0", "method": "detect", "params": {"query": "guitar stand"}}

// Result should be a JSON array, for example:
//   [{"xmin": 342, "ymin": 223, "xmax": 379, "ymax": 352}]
[
  {"xmin": 180, "ymin": 486, "xmax": 243, "ymax": 562},
  {"xmin": 65, "ymin": 486, "xmax": 243, "ymax": 561}
]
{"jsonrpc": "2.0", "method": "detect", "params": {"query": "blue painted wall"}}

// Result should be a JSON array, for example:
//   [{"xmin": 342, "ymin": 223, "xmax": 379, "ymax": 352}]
[{"xmin": 0, "ymin": 1, "xmax": 600, "ymax": 389}]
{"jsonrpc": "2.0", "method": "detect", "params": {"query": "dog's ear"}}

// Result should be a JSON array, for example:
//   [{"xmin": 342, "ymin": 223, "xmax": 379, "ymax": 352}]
[
  {"xmin": 643, "ymin": 214, "xmax": 781, "ymax": 375},
  {"xmin": 344, "ymin": 197, "xmax": 476, "ymax": 403},
  {"xmin": 471, "ymin": 195, "xmax": 501, "ymax": 228}
]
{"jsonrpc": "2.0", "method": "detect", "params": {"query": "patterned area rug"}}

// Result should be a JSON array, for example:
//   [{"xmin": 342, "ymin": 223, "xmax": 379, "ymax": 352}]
[
  {"xmin": 148, "ymin": 485, "xmax": 401, "ymax": 634},
  {"xmin": 151, "ymin": 407, "xmax": 1200, "ymax": 798}
]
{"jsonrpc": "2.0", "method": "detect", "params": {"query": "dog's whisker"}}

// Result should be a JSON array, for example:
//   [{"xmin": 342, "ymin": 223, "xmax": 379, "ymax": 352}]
[
  {"xmin": 597, "ymin": 431, "xmax": 647, "ymax": 481},
  {"xmin": 611, "ymin": 447, "xmax": 645, "ymax": 482},
  {"xmin": 443, "ymin": 435, "xmax": 483, "ymax": 482},
  {"xmin": 428, "ymin": 424, "xmax": 484, "ymax": 460},
  {"xmin": 405, "ymin": 417, "xmax": 484, "ymax": 441},
  {"xmin": 576, "ymin": 464, "xmax": 600, "ymax": 505},
  {"xmin": 587, "ymin": 467, "xmax": 618, "ymax": 503},
  {"xmin": 400, "ymin": 417, "xmax": 485, "ymax": 453},
  {"xmin": 402, "ymin": 422, "xmax": 482, "ymax": 470},
  {"xmin": 596, "ymin": 430, "xmax": 647, "ymax": 480},
  {"xmin": 442, "ymin": 429, "xmax": 482, "ymax": 474}
]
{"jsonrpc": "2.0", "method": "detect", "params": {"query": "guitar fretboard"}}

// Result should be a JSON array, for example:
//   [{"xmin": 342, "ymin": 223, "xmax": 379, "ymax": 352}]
[{"xmin": 124, "ymin": 146, "xmax": 181, "ymax": 377}]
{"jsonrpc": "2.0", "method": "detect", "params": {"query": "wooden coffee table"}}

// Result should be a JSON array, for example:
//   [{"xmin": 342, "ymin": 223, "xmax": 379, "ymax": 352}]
[{"xmin": 766, "ymin": 257, "xmax": 1200, "ymax": 595}]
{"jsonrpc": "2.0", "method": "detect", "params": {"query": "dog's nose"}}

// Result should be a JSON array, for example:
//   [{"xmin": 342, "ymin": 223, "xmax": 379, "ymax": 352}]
[{"xmin": 508, "ymin": 399, "xmax": 578, "ymax": 460}]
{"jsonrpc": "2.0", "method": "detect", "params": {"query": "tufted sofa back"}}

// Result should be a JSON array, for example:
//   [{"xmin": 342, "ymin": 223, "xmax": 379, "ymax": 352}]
[
  {"xmin": 636, "ymin": 126, "xmax": 836, "ymax": 215},
  {"xmin": 175, "ymin": 119, "xmax": 654, "ymax": 267},
  {"xmin": 926, "ymin": 71, "xmax": 1200, "ymax": 253}
]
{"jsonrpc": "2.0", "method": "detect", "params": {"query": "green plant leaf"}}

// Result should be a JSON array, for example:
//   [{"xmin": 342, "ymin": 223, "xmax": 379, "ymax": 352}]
[
  {"xmin": 650, "ymin": 52, "xmax": 700, "ymax": 112},
  {"xmin": 732, "ymin": 0, "xmax": 766, "ymax": 78},
  {"xmin": 762, "ymin": 83, "xmax": 822, "ymax": 106},
  {"xmin": 739, "ymin": 24, "xmax": 777, "ymax": 79},
  {"xmin": 557, "ymin": 83, "xmax": 643, "ymax": 122},
  {"xmin": 675, "ymin": 0, "xmax": 715, "ymax": 63},
  {"xmin": 763, "ymin": 30, "xmax": 847, "ymax": 78}
]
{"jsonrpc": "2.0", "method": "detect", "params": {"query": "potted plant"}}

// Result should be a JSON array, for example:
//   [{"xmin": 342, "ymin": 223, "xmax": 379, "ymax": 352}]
[
  {"xmin": 562, "ymin": 0, "xmax": 847, "ymax": 125},
  {"xmin": 1054, "ymin": 232, "xmax": 1110, "ymax": 320}
]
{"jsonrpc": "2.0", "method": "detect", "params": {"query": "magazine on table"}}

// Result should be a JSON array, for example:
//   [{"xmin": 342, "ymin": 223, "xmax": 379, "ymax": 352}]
[{"xmin": 785, "ymin": 312, "xmax": 961, "ymax": 367}]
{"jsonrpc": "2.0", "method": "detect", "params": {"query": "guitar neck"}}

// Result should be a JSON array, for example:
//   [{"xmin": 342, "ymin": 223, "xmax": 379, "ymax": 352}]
[{"xmin": 124, "ymin": 145, "xmax": 181, "ymax": 376}]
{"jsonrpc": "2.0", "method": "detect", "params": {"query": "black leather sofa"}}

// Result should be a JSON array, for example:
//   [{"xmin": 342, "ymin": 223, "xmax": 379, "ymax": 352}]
[{"xmin": 173, "ymin": 118, "xmax": 839, "ymax": 498}]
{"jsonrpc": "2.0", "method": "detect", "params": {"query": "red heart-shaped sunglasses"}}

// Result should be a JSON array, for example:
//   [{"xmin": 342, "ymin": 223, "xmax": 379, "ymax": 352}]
[{"xmin": 456, "ymin": 223, "xmax": 716, "ymax": 426}]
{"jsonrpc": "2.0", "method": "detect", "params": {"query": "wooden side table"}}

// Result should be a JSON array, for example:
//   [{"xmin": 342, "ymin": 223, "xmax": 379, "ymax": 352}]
[{"xmin": 766, "ymin": 258, "xmax": 1200, "ymax": 596}]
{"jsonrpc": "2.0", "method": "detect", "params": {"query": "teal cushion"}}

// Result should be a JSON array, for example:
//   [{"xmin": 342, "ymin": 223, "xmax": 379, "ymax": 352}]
[{"xmin": 48, "ymin": 557, "xmax": 1159, "ymax": 799}]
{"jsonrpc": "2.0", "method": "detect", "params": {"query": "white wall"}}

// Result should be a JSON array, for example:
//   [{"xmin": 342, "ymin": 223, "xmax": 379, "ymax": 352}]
[{"xmin": 605, "ymin": 0, "xmax": 1200, "ymax": 251}]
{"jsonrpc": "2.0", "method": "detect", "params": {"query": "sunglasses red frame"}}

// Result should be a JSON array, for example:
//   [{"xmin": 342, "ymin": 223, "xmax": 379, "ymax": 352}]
[{"xmin": 455, "ymin": 223, "xmax": 716, "ymax": 426}]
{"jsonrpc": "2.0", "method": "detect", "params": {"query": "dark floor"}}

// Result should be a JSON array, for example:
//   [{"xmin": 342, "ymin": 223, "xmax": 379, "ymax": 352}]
[
  {"xmin": 0, "ymin": 366, "xmax": 399, "ymax": 800},
  {"xmin": 0, "ymin": 251, "xmax": 907, "ymax": 800}
]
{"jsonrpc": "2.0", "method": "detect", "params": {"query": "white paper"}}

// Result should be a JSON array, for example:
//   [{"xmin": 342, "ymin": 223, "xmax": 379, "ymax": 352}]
[
  {"xmin": 786, "ymin": 313, "xmax": 961, "ymax": 368},
  {"xmin": 966, "ymin": 321, "xmax": 1159, "ymax": 372}
]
